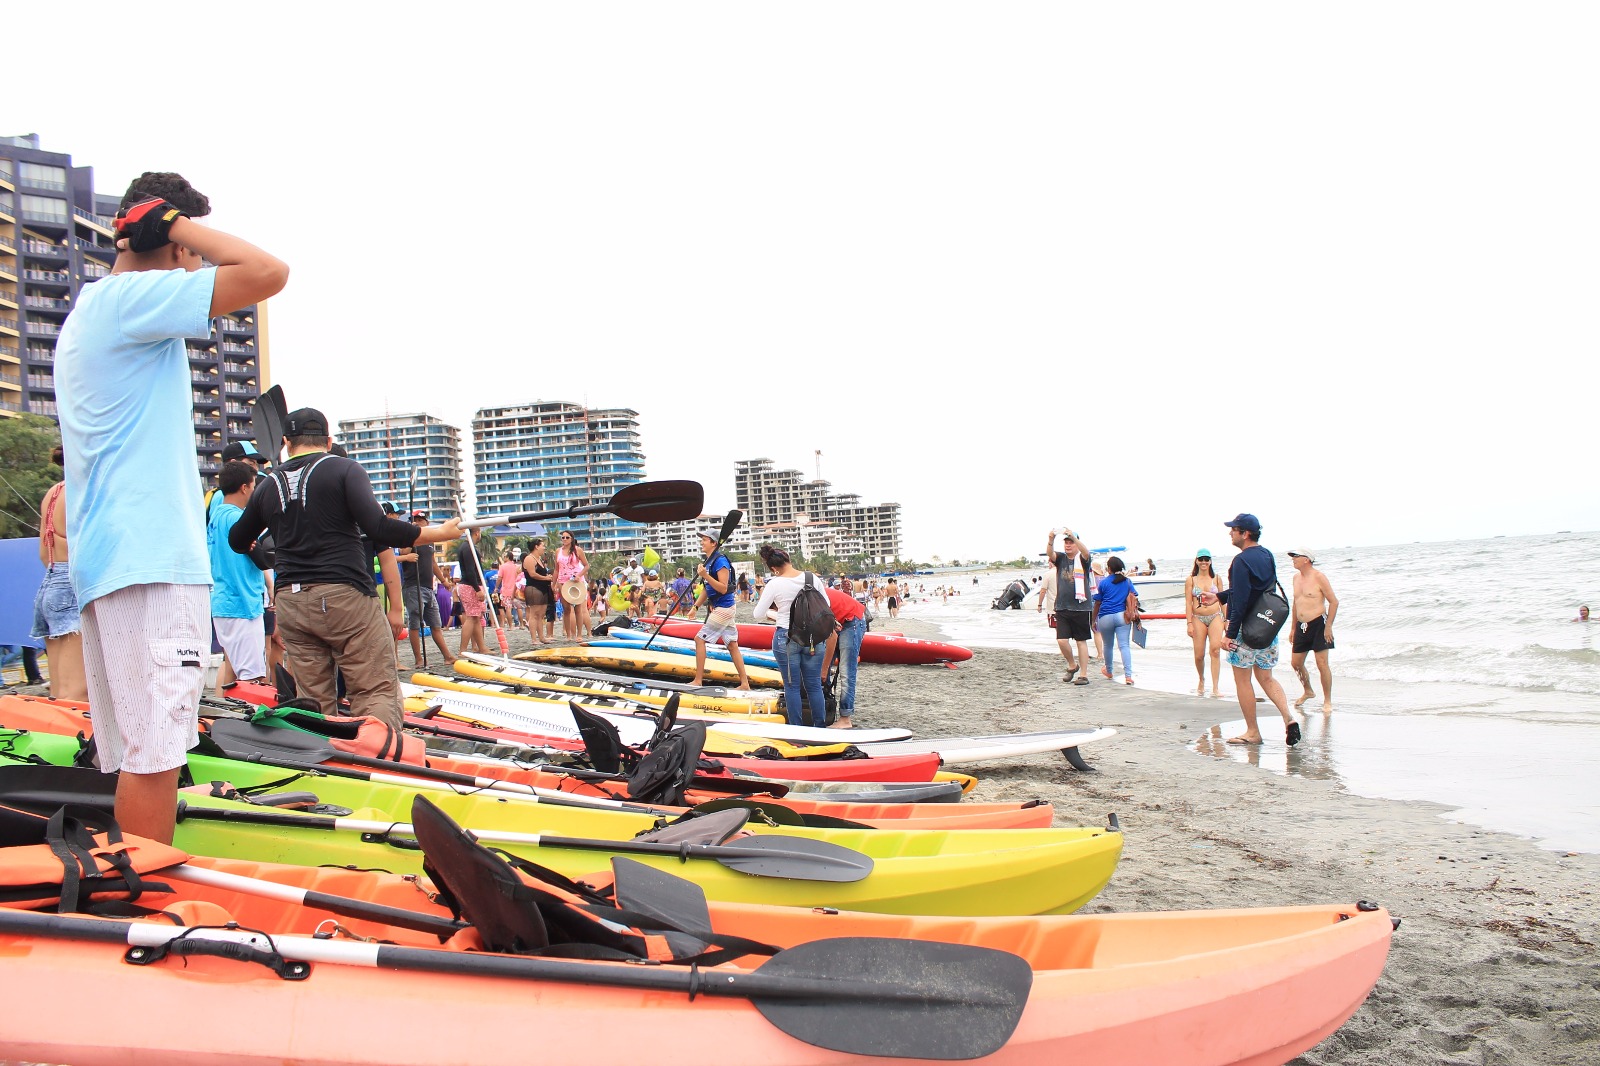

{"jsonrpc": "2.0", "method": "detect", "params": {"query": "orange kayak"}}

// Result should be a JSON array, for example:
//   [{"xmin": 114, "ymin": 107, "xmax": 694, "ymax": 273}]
[
  {"xmin": 0, "ymin": 695, "xmax": 1046, "ymax": 830},
  {"xmin": 0, "ymin": 851, "xmax": 1392, "ymax": 1066}
]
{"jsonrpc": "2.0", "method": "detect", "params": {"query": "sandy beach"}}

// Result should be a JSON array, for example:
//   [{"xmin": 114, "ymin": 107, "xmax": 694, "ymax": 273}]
[
  {"xmin": 850, "ymin": 615, "xmax": 1600, "ymax": 1066},
  {"xmin": 396, "ymin": 605, "xmax": 1600, "ymax": 1066}
]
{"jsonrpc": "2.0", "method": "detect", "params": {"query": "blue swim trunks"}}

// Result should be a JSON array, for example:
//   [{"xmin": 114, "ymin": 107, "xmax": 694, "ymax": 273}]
[
  {"xmin": 1226, "ymin": 637, "xmax": 1279, "ymax": 670},
  {"xmin": 32, "ymin": 564, "xmax": 81, "ymax": 640}
]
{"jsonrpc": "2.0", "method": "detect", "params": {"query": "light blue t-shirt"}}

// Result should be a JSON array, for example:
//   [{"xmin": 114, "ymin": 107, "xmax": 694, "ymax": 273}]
[
  {"xmin": 206, "ymin": 498, "xmax": 265, "ymax": 619},
  {"xmin": 57, "ymin": 267, "xmax": 217, "ymax": 607}
]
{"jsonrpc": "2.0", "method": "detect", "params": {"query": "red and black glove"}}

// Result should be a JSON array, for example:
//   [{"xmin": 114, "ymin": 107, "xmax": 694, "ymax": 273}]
[{"xmin": 114, "ymin": 197, "xmax": 186, "ymax": 253}]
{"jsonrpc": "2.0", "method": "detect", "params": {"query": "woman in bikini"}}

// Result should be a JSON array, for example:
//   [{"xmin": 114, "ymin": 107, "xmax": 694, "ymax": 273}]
[{"xmin": 1186, "ymin": 548, "xmax": 1227, "ymax": 697}]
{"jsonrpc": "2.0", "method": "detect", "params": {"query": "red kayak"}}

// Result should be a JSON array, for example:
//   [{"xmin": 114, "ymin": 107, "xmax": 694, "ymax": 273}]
[{"xmin": 644, "ymin": 619, "xmax": 973, "ymax": 665}]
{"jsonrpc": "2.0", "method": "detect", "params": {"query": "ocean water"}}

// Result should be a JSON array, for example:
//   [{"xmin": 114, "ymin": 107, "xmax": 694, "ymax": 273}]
[{"xmin": 889, "ymin": 530, "xmax": 1600, "ymax": 853}]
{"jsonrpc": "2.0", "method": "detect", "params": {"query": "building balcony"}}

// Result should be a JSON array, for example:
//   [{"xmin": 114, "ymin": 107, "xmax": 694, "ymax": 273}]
[
  {"xmin": 82, "ymin": 263, "xmax": 108, "ymax": 279},
  {"xmin": 20, "ymin": 176, "xmax": 67, "ymax": 193},
  {"xmin": 191, "ymin": 372, "xmax": 218, "ymax": 384},
  {"xmin": 224, "ymin": 403, "xmax": 251, "ymax": 416},
  {"xmin": 24, "ymin": 295, "xmax": 71, "ymax": 311},
  {"xmin": 192, "ymin": 393, "xmax": 221, "ymax": 408},
  {"xmin": 26, "ymin": 375, "xmax": 52, "ymax": 390},
  {"xmin": 73, "ymin": 208, "xmax": 115, "ymax": 234},
  {"xmin": 26, "ymin": 321, "xmax": 62, "ymax": 336},
  {"xmin": 0, "ymin": 316, "xmax": 17, "ymax": 332},
  {"xmin": 23, "ymin": 268, "xmax": 70, "ymax": 284},
  {"xmin": 0, "ymin": 263, "xmax": 14, "ymax": 283},
  {"xmin": 22, "ymin": 241, "xmax": 67, "ymax": 259},
  {"xmin": 0, "ymin": 291, "xmax": 16, "ymax": 310},
  {"xmin": 224, "ymin": 383, "xmax": 256, "ymax": 398},
  {"xmin": 223, "ymin": 361, "xmax": 254, "ymax": 374},
  {"xmin": 220, "ymin": 341, "xmax": 254, "ymax": 354},
  {"xmin": 25, "ymin": 347, "xmax": 52, "ymax": 363},
  {"xmin": 220, "ymin": 319, "xmax": 254, "ymax": 335},
  {"xmin": 75, "ymin": 239, "xmax": 115, "ymax": 259},
  {"xmin": 0, "ymin": 369, "xmax": 19, "ymax": 387},
  {"xmin": 0, "ymin": 399, "xmax": 21, "ymax": 413},
  {"xmin": 0, "ymin": 345, "xmax": 16, "ymax": 361}
]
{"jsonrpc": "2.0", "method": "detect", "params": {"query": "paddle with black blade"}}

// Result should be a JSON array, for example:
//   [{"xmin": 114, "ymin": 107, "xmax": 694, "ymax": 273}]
[
  {"xmin": 643, "ymin": 508, "xmax": 742, "ymax": 652},
  {"xmin": 0, "ymin": 764, "xmax": 873, "ymax": 882},
  {"xmin": 161, "ymin": 801, "xmax": 875, "ymax": 882},
  {"xmin": 204, "ymin": 717, "xmax": 711, "ymax": 813},
  {"xmin": 0, "ymin": 909, "xmax": 1030, "ymax": 1060},
  {"xmin": 460, "ymin": 480, "xmax": 706, "ymax": 530},
  {"xmin": 251, "ymin": 384, "xmax": 289, "ymax": 464}
]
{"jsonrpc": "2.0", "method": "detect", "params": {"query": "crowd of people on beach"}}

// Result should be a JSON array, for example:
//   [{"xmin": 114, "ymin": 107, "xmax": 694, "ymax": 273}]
[{"xmin": 1032, "ymin": 517, "xmax": 1341, "ymax": 747}]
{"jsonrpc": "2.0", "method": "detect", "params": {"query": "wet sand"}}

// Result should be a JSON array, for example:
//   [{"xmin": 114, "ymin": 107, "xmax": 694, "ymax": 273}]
[{"xmin": 394, "ymin": 607, "xmax": 1600, "ymax": 1065}]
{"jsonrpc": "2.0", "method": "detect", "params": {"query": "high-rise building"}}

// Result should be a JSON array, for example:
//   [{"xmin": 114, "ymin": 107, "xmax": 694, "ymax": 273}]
[
  {"xmin": 734, "ymin": 457, "xmax": 901, "ymax": 564},
  {"xmin": 337, "ymin": 412, "xmax": 464, "ymax": 520},
  {"xmin": 0, "ymin": 134, "xmax": 267, "ymax": 476},
  {"xmin": 472, "ymin": 401, "xmax": 647, "ymax": 551}
]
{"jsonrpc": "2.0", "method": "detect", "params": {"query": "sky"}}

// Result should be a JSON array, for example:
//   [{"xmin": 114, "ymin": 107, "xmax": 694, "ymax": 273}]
[{"xmin": 8, "ymin": 3, "xmax": 1596, "ymax": 563}]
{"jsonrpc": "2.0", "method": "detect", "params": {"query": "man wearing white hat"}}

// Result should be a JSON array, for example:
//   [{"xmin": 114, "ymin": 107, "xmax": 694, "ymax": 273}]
[{"xmin": 1288, "ymin": 548, "xmax": 1339, "ymax": 713}]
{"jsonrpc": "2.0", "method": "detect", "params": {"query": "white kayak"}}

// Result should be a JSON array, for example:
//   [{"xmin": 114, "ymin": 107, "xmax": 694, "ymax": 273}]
[
  {"xmin": 851, "ymin": 728, "xmax": 1117, "ymax": 767},
  {"xmin": 401, "ymin": 684, "xmax": 913, "ymax": 747}
]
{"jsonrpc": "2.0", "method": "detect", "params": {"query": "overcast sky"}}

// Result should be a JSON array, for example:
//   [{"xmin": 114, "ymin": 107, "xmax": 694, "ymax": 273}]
[{"xmin": 9, "ymin": 3, "xmax": 1595, "ymax": 562}]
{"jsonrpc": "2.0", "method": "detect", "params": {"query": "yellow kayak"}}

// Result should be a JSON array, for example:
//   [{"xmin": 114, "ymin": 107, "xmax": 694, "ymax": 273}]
[
  {"xmin": 517, "ymin": 646, "xmax": 785, "ymax": 689},
  {"xmin": 413, "ymin": 673, "xmax": 785, "ymax": 725},
  {"xmin": 455, "ymin": 656, "xmax": 782, "ymax": 716}
]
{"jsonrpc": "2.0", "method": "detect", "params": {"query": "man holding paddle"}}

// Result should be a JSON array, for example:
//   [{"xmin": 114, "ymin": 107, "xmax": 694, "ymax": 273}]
[
  {"xmin": 691, "ymin": 529, "xmax": 752, "ymax": 691},
  {"xmin": 229, "ymin": 408, "xmax": 462, "ymax": 729},
  {"xmin": 56, "ymin": 171, "xmax": 289, "ymax": 843}
]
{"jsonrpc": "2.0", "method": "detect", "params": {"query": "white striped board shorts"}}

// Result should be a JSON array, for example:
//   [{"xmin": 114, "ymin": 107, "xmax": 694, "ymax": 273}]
[
  {"xmin": 81, "ymin": 583, "xmax": 209, "ymax": 774},
  {"xmin": 698, "ymin": 606, "xmax": 739, "ymax": 646}
]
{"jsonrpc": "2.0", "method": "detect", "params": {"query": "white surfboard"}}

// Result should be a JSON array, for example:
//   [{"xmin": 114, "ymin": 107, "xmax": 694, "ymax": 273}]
[{"xmin": 851, "ymin": 727, "xmax": 1117, "ymax": 767}]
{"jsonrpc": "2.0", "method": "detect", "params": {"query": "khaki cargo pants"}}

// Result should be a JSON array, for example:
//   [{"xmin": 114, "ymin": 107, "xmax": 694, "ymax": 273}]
[{"xmin": 275, "ymin": 582, "xmax": 403, "ymax": 729}]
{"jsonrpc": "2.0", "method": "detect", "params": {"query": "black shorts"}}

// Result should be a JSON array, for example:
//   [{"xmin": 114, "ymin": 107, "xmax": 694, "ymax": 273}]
[
  {"xmin": 1292, "ymin": 615, "xmax": 1334, "ymax": 653},
  {"xmin": 1055, "ymin": 609, "xmax": 1092, "ymax": 642}
]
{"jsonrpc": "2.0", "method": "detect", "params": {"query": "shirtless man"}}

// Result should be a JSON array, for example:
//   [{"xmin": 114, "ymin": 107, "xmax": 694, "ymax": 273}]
[{"xmin": 1288, "ymin": 548, "xmax": 1338, "ymax": 713}]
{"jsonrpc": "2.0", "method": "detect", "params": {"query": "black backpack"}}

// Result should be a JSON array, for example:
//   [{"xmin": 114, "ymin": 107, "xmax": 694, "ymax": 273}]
[{"xmin": 787, "ymin": 572, "xmax": 837, "ymax": 650}]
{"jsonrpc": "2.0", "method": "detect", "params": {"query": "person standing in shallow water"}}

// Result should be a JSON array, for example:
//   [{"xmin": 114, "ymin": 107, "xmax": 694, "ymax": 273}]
[
  {"xmin": 1288, "ymin": 548, "xmax": 1339, "ymax": 713},
  {"xmin": 1220, "ymin": 514, "xmax": 1299, "ymax": 746}
]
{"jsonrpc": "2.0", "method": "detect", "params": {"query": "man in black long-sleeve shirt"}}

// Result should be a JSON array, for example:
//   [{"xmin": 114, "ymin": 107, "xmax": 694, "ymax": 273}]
[
  {"xmin": 230, "ymin": 408, "xmax": 461, "ymax": 726},
  {"xmin": 1219, "ymin": 513, "xmax": 1298, "ymax": 747}
]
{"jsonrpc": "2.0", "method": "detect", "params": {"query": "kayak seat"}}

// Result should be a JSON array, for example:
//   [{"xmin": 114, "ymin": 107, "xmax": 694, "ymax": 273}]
[{"xmin": 410, "ymin": 796, "xmax": 773, "ymax": 966}]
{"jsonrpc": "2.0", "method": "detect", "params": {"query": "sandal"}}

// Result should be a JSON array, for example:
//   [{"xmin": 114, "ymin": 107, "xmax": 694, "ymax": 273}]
[{"xmin": 1072, "ymin": 676, "xmax": 1091, "ymax": 686}]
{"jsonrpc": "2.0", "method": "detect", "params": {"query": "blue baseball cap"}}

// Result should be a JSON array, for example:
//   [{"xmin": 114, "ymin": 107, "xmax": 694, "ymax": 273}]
[{"xmin": 1224, "ymin": 513, "xmax": 1261, "ymax": 535}]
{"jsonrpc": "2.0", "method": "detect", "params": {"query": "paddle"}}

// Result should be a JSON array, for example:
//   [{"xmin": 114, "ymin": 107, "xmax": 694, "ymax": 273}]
[
  {"xmin": 395, "ymin": 716, "xmax": 794, "ymax": 799},
  {"xmin": 644, "ymin": 508, "xmax": 742, "ymax": 652},
  {"xmin": 0, "ymin": 909, "xmax": 1030, "ymax": 1059},
  {"xmin": 251, "ymin": 384, "xmax": 288, "ymax": 464},
  {"xmin": 205, "ymin": 718, "xmax": 679, "ymax": 813},
  {"xmin": 688, "ymin": 796, "xmax": 873, "ymax": 830},
  {"xmin": 161, "ymin": 863, "xmax": 465, "ymax": 939},
  {"xmin": 166, "ymin": 802, "xmax": 875, "ymax": 882},
  {"xmin": 461, "ymin": 480, "xmax": 706, "ymax": 530}
]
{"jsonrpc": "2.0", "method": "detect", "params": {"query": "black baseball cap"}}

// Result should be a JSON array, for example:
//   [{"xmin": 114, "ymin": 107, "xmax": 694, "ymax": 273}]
[
  {"xmin": 284, "ymin": 407, "xmax": 329, "ymax": 437},
  {"xmin": 1224, "ymin": 513, "xmax": 1262, "ymax": 535},
  {"xmin": 221, "ymin": 440, "xmax": 263, "ymax": 463}
]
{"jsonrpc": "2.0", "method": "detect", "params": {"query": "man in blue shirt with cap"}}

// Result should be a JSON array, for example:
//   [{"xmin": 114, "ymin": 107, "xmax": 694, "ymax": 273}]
[{"xmin": 1221, "ymin": 513, "xmax": 1300, "ymax": 747}]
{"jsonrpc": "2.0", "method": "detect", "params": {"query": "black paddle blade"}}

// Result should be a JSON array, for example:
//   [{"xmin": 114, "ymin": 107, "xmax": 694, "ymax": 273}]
[
  {"xmin": 716, "ymin": 508, "xmax": 743, "ymax": 543},
  {"xmin": 252, "ymin": 384, "xmax": 288, "ymax": 464},
  {"xmin": 750, "ymin": 937, "xmax": 1032, "ymax": 1060},
  {"xmin": 704, "ymin": 835, "xmax": 874, "ymax": 883},
  {"xmin": 610, "ymin": 856, "xmax": 713, "ymax": 936},
  {"xmin": 608, "ymin": 480, "xmax": 704, "ymax": 524}
]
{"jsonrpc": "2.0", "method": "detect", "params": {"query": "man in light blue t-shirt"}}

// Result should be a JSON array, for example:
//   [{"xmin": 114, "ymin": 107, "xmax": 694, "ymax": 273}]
[
  {"xmin": 207, "ymin": 460, "xmax": 268, "ymax": 686},
  {"xmin": 56, "ymin": 171, "xmax": 288, "ymax": 843}
]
